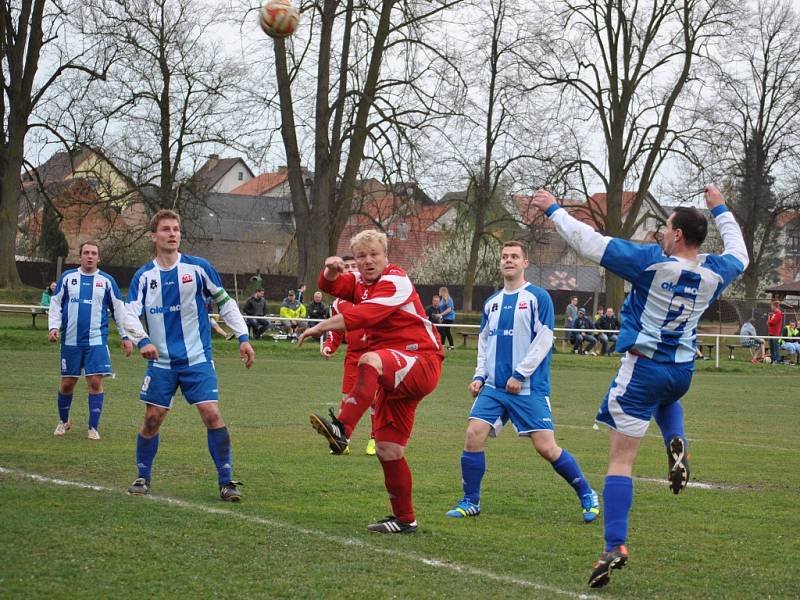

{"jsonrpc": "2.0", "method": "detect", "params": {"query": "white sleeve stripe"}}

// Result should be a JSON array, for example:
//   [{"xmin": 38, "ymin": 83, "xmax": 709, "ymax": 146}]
[
  {"xmin": 362, "ymin": 274, "xmax": 413, "ymax": 307},
  {"xmin": 550, "ymin": 208, "xmax": 611, "ymax": 263}
]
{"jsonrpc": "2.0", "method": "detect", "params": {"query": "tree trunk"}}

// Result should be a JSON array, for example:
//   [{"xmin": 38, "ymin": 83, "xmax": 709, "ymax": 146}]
[
  {"xmin": 603, "ymin": 171, "xmax": 625, "ymax": 312},
  {"xmin": 0, "ymin": 135, "xmax": 26, "ymax": 288}
]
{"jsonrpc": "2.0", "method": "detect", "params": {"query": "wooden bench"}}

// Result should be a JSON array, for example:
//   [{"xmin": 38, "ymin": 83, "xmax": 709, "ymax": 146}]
[
  {"xmin": 697, "ymin": 342, "xmax": 716, "ymax": 360},
  {"xmin": 459, "ymin": 331, "xmax": 480, "ymax": 347},
  {"xmin": 726, "ymin": 344, "xmax": 751, "ymax": 360},
  {"xmin": 0, "ymin": 305, "xmax": 49, "ymax": 327}
]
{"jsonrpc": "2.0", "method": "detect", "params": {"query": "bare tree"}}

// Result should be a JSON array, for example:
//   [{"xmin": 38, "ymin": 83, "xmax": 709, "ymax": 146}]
[
  {"xmin": 76, "ymin": 0, "xmax": 249, "ymax": 212},
  {"xmin": 0, "ymin": 0, "xmax": 110, "ymax": 288},
  {"xmin": 689, "ymin": 0, "xmax": 800, "ymax": 305},
  {"xmin": 251, "ymin": 0, "xmax": 464, "ymax": 282},
  {"xmin": 527, "ymin": 0, "xmax": 736, "ymax": 310}
]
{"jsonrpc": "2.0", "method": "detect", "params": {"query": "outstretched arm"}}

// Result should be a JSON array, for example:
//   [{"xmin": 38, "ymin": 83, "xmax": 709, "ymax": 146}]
[{"xmin": 704, "ymin": 185, "xmax": 749, "ymax": 271}]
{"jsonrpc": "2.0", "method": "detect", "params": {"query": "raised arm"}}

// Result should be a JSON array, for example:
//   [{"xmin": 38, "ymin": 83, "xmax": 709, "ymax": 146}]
[{"xmin": 704, "ymin": 185, "xmax": 749, "ymax": 271}]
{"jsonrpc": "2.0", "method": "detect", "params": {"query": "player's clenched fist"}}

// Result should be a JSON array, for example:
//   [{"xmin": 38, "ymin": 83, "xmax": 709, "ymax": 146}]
[
  {"xmin": 323, "ymin": 256, "xmax": 345, "ymax": 280},
  {"xmin": 468, "ymin": 379, "xmax": 483, "ymax": 397},
  {"xmin": 531, "ymin": 189, "xmax": 557, "ymax": 212},
  {"xmin": 704, "ymin": 185, "xmax": 725, "ymax": 210}
]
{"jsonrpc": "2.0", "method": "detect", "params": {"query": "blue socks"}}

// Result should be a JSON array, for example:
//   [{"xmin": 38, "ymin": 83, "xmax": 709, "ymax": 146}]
[
  {"xmin": 655, "ymin": 400, "xmax": 686, "ymax": 449},
  {"xmin": 136, "ymin": 433, "xmax": 160, "ymax": 480},
  {"xmin": 57, "ymin": 392, "xmax": 73, "ymax": 423},
  {"xmin": 551, "ymin": 449, "xmax": 592, "ymax": 497},
  {"xmin": 461, "ymin": 450, "xmax": 486, "ymax": 504},
  {"xmin": 207, "ymin": 427, "xmax": 233, "ymax": 485},
  {"xmin": 603, "ymin": 475, "xmax": 633, "ymax": 550},
  {"xmin": 88, "ymin": 393, "xmax": 104, "ymax": 429}
]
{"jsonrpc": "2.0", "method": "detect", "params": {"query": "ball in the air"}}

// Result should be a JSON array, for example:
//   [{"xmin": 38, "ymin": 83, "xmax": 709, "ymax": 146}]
[{"xmin": 259, "ymin": 0, "xmax": 299, "ymax": 38}]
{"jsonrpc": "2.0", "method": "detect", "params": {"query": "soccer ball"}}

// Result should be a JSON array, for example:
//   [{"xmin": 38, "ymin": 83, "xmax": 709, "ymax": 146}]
[
  {"xmin": 763, "ymin": 356, "xmax": 772, "ymax": 364},
  {"xmin": 259, "ymin": 0, "xmax": 299, "ymax": 38}
]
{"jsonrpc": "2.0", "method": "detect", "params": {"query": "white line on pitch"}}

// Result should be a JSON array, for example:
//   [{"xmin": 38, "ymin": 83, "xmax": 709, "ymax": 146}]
[{"xmin": 0, "ymin": 466, "xmax": 597, "ymax": 600}]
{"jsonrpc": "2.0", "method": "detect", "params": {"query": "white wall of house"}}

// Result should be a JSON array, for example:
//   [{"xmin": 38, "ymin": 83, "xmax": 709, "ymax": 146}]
[{"xmin": 213, "ymin": 162, "xmax": 253, "ymax": 192}]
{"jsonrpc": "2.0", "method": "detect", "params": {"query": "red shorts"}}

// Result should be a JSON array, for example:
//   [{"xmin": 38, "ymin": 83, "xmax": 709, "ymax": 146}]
[
  {"xmin": 371, "ymin": 349, "xmax": 442, "ymax": 446},
  {"xmin": 340, "ymin": 351, "xmax": 361, "ymax": 394}
]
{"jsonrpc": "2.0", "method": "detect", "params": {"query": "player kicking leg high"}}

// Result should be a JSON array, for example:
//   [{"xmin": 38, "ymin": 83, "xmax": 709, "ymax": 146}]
[
  {"xmin": 125, "ymin": 209, "xmax": 255, "ymax": 501},
  {"xmin": 320, "ymin": 255, "xmax": 376, "ymax": 456},
  {"xmin": 301, "ymin": 230, "xmax": 443, "ymax": 533},
  {"xmin": 445, "ymin": 241, "xmax": 599, "ymax": 524},
  {"xmin": 530, "ymin": 186, "xmax": 748, "ymax": 588}
]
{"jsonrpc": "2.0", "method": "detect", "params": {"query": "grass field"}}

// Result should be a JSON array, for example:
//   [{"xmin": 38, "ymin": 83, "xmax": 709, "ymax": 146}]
[{"xmin": 0, "ymin": 313, "xmax": 797, "ymax": 599}]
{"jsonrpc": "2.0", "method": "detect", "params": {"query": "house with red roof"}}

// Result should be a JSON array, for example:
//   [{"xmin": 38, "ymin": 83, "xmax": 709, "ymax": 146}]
[
  {"xmin": 513, "ymin": 191, "xmax": 668, "ymax": 292},
  {"xmin": 190, "ymin": 154, "xmax": 254, "ymax": 193},
  {"xmin": 335, "ymin": 183, "xmax": 456, "ymax": 271}
]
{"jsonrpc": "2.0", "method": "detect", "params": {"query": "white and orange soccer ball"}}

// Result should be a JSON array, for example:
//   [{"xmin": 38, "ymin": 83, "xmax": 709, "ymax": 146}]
[{"xmin": 259, "ymin": 0, "xmax": 300, "ymax": 39}]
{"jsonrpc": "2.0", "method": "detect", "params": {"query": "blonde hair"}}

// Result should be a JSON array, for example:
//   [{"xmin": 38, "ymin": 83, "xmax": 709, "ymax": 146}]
[
  {"xmin": 350, "ymin": 229, "xmax": 388, "ymax": 254},
  {"xmin": 438, "ymin": 286, "xmax": 450, "ymax": 300}
]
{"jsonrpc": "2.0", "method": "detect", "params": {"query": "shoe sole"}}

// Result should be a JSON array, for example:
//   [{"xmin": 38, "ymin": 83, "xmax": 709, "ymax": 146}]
[
  {"xmin": 668, "ymin": 437, "xmax": 689, "ymax": 494},
  {"xmin": 127, "ymin": 489, "xmax": 149, "ymax": 496},
  {"xmin": 588, "ymin": 555, "xmax": 627, "ymax": 588},
  {"xmin": 309, "ymin": 414, "xmax": 348, "ymax": 454},
  {"xmin": 220, "ymin": 495, "xmax": 241, "ymax": 502}
]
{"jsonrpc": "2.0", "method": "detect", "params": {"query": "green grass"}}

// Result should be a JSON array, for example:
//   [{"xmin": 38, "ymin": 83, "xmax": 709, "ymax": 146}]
[{"xmin": 0, "ymin": 314, "xmax": 797, "ymax": 598}]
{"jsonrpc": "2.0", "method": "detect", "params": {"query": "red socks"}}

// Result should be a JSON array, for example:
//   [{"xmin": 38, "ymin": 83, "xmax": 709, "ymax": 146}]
[
  {"xmin": 380, "ymin": 456, "xmax": 415, "ymax": 523},
  {"xmin": 338, "ymin": 363, "xmax": 379, "ymax": 438}
]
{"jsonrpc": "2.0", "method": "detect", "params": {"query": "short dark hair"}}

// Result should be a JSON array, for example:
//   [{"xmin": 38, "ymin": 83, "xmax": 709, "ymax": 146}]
[
  {"xmin": 255, "ymin": 287, "xmax": 264, "ymax": 293},
  {"xmin": 341, "ymin": 254, "xmax": 355, "ymax": 262},
  {"xmin": 670, "ymin": 207, "xmax": 708, "ymax": 247}
]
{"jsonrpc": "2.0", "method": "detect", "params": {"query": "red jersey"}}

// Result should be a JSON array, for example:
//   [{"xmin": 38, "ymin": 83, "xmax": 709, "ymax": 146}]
[
  {"xmin": 767, "ymin": 309, "xmax": 784, "ymax": 336},
  {"xmin": 323, "ymin": 298, "xmax": 369, "ymax": 356},
  {"xmin": 318, "ymin": 264, "xmax": 443, "ymax": 357}
]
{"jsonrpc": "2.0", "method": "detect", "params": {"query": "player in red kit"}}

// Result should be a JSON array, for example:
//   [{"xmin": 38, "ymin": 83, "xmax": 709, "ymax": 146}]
[
  {"xmin": 299, "ymin": 229, "xmax": 443, "ymax": 533},
  {"xmin": 322, "ymin": 254, "xmax": 376, "ymax": 456}
]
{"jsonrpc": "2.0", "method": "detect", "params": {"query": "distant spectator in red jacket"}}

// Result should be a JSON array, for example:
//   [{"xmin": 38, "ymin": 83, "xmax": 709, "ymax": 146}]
[{"xmin": 767, "ymin": 300, "xmax": 784, "ymax": 363}]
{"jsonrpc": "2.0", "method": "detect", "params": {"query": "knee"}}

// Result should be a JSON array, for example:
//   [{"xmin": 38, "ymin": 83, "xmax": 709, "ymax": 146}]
[
  {"xmin": 142, "ymin": 413, "xmax": 163, "ymax": 435},
  {"xmin": 59, "ymin": 379, "xmax": 77, "ymax": 394},
  {"xmin": 358, "ymin": 352, "xmax": 383, "ymax": 371},
  {"xmin": 535, "ymin": 439, "xmax": 561, "ymax": 462},
  {"xmin": 376, "ymin": 441, "xmax": 403, "ymax": 461},
  {"xmin": 87, "ymin": 380, "xmax": 103, "ymax": 394},
  {"xmin": 464, "ymin": 427, "xmax": 487, "ymax": 452}
]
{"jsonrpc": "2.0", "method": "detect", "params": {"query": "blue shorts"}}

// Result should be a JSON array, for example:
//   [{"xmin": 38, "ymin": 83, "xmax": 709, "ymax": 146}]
[
  {"xmin": 61, "ymin": 345, "xmax": 112, "ymax": 377},
  {"xmin": 469, "ymin": 384, "xmax": 554, "ymax": 436},
  {"xmin": 139, "ymin": 362, "xmax": 219, "ymax": 409},
  {"xmin": 597, "ymin": 352, "xmax": 693, "ymax": 437}
]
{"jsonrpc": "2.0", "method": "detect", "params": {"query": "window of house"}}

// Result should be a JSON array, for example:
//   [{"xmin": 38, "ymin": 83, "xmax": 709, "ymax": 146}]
[
  {"xmin": 397, "ymin": 222, "xmax": 408, "ymax": 240},
  {"xmin": 238, "ymin": 171, "xmax": 244, "ymax": 181},
  {"xmin": 789, "ymin": 225, "xmax": 800, "ymax": 256}
]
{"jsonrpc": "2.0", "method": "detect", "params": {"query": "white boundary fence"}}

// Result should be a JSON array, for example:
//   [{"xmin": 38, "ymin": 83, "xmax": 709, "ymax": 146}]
[{"xmin": 4, "ymin": 303, "xmax": 794, "ymax": 369}]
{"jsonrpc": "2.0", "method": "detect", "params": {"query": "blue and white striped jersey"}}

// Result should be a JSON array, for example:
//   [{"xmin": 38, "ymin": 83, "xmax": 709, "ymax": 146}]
[
  {"xmin": 473, "ymin": 283, "xmax": 555, "ymax": 397},
  {"xmin": 547, "ymin": 204, "xmax": 749, "ymax": 363},
  {"xmin": 127, "ymin": 254, "xmax": 248, "ymax": 369},
  {"xmin": 48, "ymin": 269, "xmax": 130, "ymax": 347}
]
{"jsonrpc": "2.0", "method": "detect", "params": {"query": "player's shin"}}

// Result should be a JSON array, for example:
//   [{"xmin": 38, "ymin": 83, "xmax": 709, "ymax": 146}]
[
  {"xmin": 207, "ymin": 426, "xmax": 233, "ymax": 484},
  {"xmin": 338, "ymin": 363, "xmax": 379, "ymax": 438},
  {"xmin": 57, "ymin": 392, "xmax": 73, "ymax": 423},
  {"xmin": 654, "ymin": 401, "xmax": 686, "ymax": 449},
  {"xmin": 461, "ymin": 450, "xmax": 486, "ymax": 503},
  {"xmin": 379, "ymin": 456, "xmax": 415, "ymax": 523},
  {"xmin": 136, "ymin": 433, "xmax": 160, "ymax": 480},
  {"xmin": 551, "ymin": 448, "xmax": 592, "ymax": 497},
  {"xmin": 603, "ymin": 475, "xmax": 633, "ymax": 551},
  {"xmin": 88, "ymin": 393, "xmax": 104, "ymax": 430}
]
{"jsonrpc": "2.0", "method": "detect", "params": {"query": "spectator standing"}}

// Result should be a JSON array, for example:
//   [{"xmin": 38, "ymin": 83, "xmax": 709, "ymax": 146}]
[
  {"xmin": 572, "ymin": 308, "xmax": 598, "ymax": 355},
  {"xmin": 426, "ymin": 295, "xmax": 443, "ymax": 326},
  {"xmin": 438, "ymin": 286, "xmax": 456, "ymax": 350},
  {"xmin": 766, "ymin": 300, "xmax": 784, "ymax": 363},
  {"xmin": 565, "ymin": 296, "xmax": 579, "ymax": 328},
  {"xmin": 280, "ymin": 289, "xmax": 307, "ymax": 341},
  {"xmin": 296, "ymin": 283, "xmax": 307, "ymax": 304},
  {"xmin": 243, "ymin": 288, "xmax": 268, "ymax": 339},
  {"xmin": 596, "ymin": 308, "xmax": 620, "ymax": 356},
  {"xmin": 41, "ymin": 281, "xmax": 56, "ymax": 307},
  {"xmin": 739, "ymin": 318, "xmax": 765, "ymax": 363}
]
